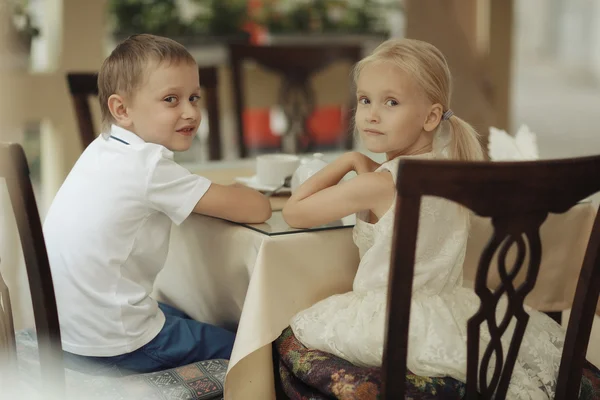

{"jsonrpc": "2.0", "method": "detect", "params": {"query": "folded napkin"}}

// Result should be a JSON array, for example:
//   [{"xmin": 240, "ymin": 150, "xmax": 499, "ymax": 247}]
[{"xmin": 488, "ymin": 124, "xmax": 539, "ymax": 161}]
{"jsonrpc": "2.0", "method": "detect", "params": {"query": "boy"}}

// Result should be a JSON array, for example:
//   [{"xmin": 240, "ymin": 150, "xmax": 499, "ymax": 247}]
[{"xmin": 43, "ymin": 34, "xmax": 271, "ymax": 374}]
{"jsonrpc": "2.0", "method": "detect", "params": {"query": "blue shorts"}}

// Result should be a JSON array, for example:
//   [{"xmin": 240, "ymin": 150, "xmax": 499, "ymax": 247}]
[{"xmin": 63, "ymin": 302, "xmax": 235, "ymax": 376}]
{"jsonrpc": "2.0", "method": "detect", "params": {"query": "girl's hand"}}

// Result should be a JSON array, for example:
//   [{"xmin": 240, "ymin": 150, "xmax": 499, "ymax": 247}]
[{"xmin": 347, "ymin": 152, "xmax": 381, "ymax": 175}]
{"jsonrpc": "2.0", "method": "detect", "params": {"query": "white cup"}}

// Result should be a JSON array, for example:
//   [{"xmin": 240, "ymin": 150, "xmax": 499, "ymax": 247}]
[{"xmin": 256, "ymin": 154, "xmax": 300, "ymax": 186}]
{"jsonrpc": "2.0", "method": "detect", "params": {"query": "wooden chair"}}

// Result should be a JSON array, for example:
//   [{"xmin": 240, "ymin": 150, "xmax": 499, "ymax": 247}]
[
  {"xmin": 385, "ymin": 155, "xmax": 600, "ymax": 399},
  {"xmin": 229, "ymin": 43, "xmax": 362, "ymax": 158},
  {"xmin": 66, "ymin": 66, "xmax": 223, "ymax": 160},
  {"xmin": 0, "ymin": 143, "xmax": 65, "ymax": 393}
]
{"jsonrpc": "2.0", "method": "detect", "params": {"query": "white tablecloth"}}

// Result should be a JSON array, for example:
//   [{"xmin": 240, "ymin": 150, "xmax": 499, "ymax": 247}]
[{"xmin": 153, "ymin": 214, "xmax": 359, "ymax": 399}]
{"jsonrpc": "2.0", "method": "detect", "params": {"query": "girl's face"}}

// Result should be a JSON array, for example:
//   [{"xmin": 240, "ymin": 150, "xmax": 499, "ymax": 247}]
[{"xmin": 355, "ymin": 60, "xmax": 440, "ymax": 160}]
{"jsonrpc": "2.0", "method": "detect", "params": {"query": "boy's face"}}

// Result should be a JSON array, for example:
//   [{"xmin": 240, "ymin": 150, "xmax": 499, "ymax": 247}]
[{"xmin": 124, "ymin": 61, "xmax": 202, "ymax": 152}]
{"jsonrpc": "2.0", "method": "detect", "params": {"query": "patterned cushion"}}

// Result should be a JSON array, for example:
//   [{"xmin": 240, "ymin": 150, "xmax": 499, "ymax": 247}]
[
  {"xmin": 83, "ymin": 360, "xmax": 227, "ymax": 400},
  {"xmin": 13, "ymin": 329, "xmax": 227, "ymax": 399},
  {"xmin": 275, "ymin": 326, "xmax": 600, "ymax": 400}
]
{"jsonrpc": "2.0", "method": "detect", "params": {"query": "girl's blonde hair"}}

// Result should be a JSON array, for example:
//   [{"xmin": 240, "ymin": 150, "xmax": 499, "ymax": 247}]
[{"xmin": 353, "ymin": 38, "xmax": 484, "ymax": 161}]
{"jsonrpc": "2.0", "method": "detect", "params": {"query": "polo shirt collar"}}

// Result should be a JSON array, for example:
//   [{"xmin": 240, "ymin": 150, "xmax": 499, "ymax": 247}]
[{"xmin": 109, "ymin": 125, "xmax": 147, "ymax": 146}]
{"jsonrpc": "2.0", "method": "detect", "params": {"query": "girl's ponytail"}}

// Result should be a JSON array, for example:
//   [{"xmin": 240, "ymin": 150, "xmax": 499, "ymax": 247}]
[{"xmin": 446, "ymin": 115, "xmax": 485, "ymax": 161}]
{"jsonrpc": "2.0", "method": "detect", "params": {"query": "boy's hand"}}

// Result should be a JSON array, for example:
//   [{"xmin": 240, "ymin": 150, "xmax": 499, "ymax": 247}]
[{"xmin": 346, "ymin": 152, "xmax": 381, "ymax": 175}]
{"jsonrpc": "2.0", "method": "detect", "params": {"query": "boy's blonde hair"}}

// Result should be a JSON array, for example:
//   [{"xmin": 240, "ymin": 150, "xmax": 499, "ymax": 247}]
[
  {"xmin": 353, "ymin": 38, "xmax": 484, "ymax": 161},
  {"xmin": 98, "ymin": 34, "xmax": 197, "ymax": 132}
]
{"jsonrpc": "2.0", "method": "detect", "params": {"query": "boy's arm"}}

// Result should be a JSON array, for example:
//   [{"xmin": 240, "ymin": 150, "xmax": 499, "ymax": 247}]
[
  {"xmin": 193, "ymin": 183, "xmax": 272, "ymax": 223},
  {"xmin": 146, "ymin": 152, "xmax": 271, "ymax": 225}
]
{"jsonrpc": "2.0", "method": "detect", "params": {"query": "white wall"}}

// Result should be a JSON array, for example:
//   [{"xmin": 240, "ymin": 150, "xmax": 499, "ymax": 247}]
[{"xmin": 515, "ymin": 0, "xmax": 600, "ymax": 83}]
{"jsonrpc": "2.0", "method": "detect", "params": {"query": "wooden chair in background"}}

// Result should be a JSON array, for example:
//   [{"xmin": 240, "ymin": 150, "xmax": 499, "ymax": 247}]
[
  {"xmin": 66, "ymin": 66, "xmax": 223, "ymax": 160},
  {"xmin": 229, "ymin": 43, "xmax": 362, "ymax": 158}
]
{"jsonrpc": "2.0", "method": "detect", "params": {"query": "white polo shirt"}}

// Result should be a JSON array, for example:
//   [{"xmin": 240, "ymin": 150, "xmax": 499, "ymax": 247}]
[{"xmin": 43, "ymin": 125, "xmax": 211, "ymax": 356}]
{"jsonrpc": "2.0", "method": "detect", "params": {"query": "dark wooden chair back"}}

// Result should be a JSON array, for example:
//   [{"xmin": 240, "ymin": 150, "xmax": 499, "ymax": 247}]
[
  {"xmin": 384, "ymin": 156, "xmax": 600, "ymax": 399},
  {"xmin": 0, "ymin": 143, "xmax": 64, "ymax": 390},
  {"xmin": 229, "ymin": 43, "xmax": 362, "ymax": 157},
  {"xmin": 66, "ymin": 66, "xmax": 223, "ymax": 159},
  {"xmin": 66, "ymin": 73, "xmax": 98, "ymax": 150}
]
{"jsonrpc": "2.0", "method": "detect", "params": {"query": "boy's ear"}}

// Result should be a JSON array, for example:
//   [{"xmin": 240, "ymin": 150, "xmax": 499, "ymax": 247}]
[
  {"xmin": 107, "ymin": 94, "xmax": 133, "ymax": 127},
  {"xmin": 423, "ymin": 103, "xmax": 443, "ymax": 132}
]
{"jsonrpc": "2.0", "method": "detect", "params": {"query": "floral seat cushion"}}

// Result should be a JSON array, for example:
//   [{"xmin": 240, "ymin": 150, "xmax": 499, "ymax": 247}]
[{"xmin": 275, "ymin": 327, "xmax": 600, "ymax": 400}]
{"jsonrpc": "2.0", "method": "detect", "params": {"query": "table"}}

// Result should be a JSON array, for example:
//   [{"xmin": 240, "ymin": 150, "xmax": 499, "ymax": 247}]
[
  {"xmin": 153, "ymin": 211, "xmax": 358, "ymax": 400},
  {"xmin": 152, "ymin": 162, "xmax": 598, "ymax": 400}
]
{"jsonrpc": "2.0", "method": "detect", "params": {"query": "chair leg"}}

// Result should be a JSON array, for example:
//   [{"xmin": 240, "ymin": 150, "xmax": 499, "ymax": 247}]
[
  {"xmin": 205, "ymin": 86, "xmax": 222, "ymax": 161},
  {"xmin": 344, "ymin": 102, "xmax": 355, "ymax": 150},
  {"xmin": 544, "ymin": 311, "xmax": 562, "ymax": 325},
  {"xmin": 272, "ymin": 342, "xmax": 289, "ymax": 400}
]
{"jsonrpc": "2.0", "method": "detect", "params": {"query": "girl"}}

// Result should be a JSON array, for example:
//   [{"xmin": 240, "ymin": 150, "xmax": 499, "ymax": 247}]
[{"xmin": 281, "ymin": 38, "xmax": 564, "ymax": 399}]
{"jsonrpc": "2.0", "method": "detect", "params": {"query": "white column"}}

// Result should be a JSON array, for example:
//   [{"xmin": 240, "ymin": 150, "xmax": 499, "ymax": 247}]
[
  {"xmin": 591, "ymin": 0, "xmax": 600, "ymax": 81},
  {"xmin": 556, "ymin": 0, "xmax": 595, "ymax": 73},
  {"xmin": 39, "ymin": 119, "xmax": 67, "ymax": 215}
]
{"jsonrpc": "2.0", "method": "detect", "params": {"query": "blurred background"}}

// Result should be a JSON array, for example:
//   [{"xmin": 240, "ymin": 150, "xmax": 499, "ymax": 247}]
[{"xmin": 1, "ymin": 0, "xmax": 599, "ymax": 214}]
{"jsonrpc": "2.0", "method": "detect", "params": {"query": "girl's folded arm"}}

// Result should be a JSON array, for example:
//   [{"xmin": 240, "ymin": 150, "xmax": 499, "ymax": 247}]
[{"xmin": 283, "ymin": 171, "xmax": 394, "ymax": 228}]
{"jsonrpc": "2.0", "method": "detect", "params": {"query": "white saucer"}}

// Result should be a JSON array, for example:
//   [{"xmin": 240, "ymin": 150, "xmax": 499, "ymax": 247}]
[{"xmin": 235, "ymin": 175, "xmax": 291, "ymax": 194}]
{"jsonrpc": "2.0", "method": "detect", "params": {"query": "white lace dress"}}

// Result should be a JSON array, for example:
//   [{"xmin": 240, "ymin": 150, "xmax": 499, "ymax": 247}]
[{"xmin": 290, "ymin": 153, "xmax": 566, "ymax": 399}]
